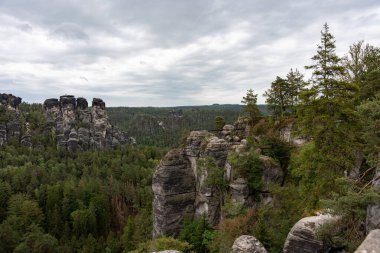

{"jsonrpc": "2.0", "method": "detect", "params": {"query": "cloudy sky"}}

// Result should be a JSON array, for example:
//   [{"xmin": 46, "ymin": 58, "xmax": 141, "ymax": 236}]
[{"xmin": 0, "ymin": 0, "xmax": 380, "ymax": 106}]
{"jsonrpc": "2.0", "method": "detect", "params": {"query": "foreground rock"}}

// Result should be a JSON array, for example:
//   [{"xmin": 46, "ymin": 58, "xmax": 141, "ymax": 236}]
[
  {"xmin": 354, "ymin": 229, "xmax": 380, "ymax": 253},
  {"xmin": 232, "ymin": 235, "xmax": 267, "ymax": 253},
  {"xmin": 283, "ymin": 215, "xmax": 338, "ymax": 253}
]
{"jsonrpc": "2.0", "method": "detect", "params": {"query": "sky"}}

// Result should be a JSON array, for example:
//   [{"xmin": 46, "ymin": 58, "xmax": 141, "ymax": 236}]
[{"xmin": 0, "ymin": 0, "xmax": 380, "ymax": 106}]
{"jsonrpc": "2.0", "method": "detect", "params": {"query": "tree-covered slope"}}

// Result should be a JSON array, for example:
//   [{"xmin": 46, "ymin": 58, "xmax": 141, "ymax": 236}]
[{"xmin": 107, "ymin": 104, "xmax": 267, "ymax": 147}]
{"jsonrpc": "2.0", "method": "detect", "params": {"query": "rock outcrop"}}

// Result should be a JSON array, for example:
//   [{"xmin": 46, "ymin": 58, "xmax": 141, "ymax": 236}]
[
  {"xmin": 153, "ymin": 124, "xmax": 284, "ymax": 238},
  {"xmin": 366, "ymin": 166, "xmax": 380, "ymax": 233},
  {"xmin": 154, "ymin": 251, "xmax": 182, "ymax": 253},
  {"xmin": 43, "ymin": 95, "xmax": 134, "ymax": 150},
  {"xmin": 280, "ymin": 122, "xmax": 308, "ymax": 146},
  {"xmin": 283, "ymin": 214, "xmax": 339, "ymax": 253},
  {"xmin": 0, "ymin": 93, "xmax": 28, "ymax": 146},
  {"xmin": 152, "ymin": 149, "xmax": 196, "ymax": 238},
  {"xmin": 354, "ymin": 229, "xmax": 380, "ymax": 253},
  {"xmin": 1, "ymin": 93, "xmax": 133, "ymax": 150},
  {"xmin": 232, "ymin": 235, "xmax": 267, "ymax": 253}
]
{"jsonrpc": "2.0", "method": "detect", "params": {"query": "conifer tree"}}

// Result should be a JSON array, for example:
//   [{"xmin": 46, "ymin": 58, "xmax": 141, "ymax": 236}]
[
  {"xmin": 286, "ymin": 68, "xmax": 307, "ymax": 113},
  {"xmin": 264, "ymin": 69, "xmax": 306, "ymax": 117},
  {"xmin": 298, "ymin": 23, "xmax": 359, "ymax": 198},
  {"xmin": 241, "ymin": 89, "xmax": 261, "ymax": 124},
  {"xmin": 264, "ymin": 76, "xmax": 289, "ymax": 118}
]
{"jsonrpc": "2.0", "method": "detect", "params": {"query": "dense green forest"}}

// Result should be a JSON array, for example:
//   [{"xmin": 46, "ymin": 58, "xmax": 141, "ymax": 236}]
[
  {"xmin": 0, "ymin": 23, "xmax": 379, "ymax": 253},
  {"xmin": 0, "ymin": 142, "xmax": 167, "ymax": 252},
  {"xmin": 107, "ymin": 105, "xmax": 267, "ymax": 147}
]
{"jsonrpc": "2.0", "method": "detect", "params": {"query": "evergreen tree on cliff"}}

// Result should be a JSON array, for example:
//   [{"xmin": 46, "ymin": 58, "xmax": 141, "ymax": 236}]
[
  {"xmin": 241, "ymin": 89, "xmax": 261, "ymax": 125},
  {"xmin": 297, "ymin": 23, "xmax": 359, "ymax": 202},
  {"xmin": 264, "ymin": 69, "xmax": 306, "ymax": 117},
  {"xmin": 264, "ymin": 76, "xmax": 289, "ymax": 118}
]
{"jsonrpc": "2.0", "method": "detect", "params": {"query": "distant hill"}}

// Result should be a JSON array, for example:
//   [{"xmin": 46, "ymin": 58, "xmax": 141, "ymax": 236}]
[{"xmin": 107, "ymin": 104, "xmax": 267, "ymax": 147}]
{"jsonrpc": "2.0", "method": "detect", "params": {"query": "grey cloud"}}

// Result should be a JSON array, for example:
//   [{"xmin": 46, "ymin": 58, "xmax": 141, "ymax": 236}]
[
  {"xmin": 50, "ymin": 23, "xmax": 89, "ymax": 41},
  {"xmin": 17, "ymin": 23, "xmax": 32, "ymax": 32},
  {"xmin": 0, "ymin": 0, "xmax": 379, "ymax": 105}
]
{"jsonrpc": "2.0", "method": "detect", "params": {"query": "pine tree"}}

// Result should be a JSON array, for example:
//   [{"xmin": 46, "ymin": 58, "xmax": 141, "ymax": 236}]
[
  {"xmin": 264, "ymin": 69, "xmax": 306, "ymax": 117},
  {"xmin": 286, "ymin": 68, "xmax": 307, "ymax": 113},
  {"xmin": 305, "ymin": 23, "xmax": 351, "ymax": 99},
  {"xmin": 241, "ymin": 89, "xmax": 261, "ymax": 124},
  {"xmin": 264, "ymin": 77, "xmax": 289, "ymax": 118},
  {"xmin": 300, "ymin": 23, "xmax": 358, "ymax": 151},
  {"xmin": 297, "ymin": 23, "xmax": 359, "ymax": 202}
]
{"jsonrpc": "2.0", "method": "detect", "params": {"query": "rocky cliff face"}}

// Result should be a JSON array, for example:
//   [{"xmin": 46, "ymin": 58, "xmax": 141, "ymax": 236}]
[
  {"xmin": 152, "ymin": 123, "xmax": 284, "ymax": 238},
  {"xmin": 0, "ymin": 93, "xmax": 133, "ymax": 150},
  {"xmin": 43, "ymin": 95, "xmax": 134, "ymax": 151},
  {"xmin": 0, "ymin": 93, "xmax": 28, "ymax": 146}
]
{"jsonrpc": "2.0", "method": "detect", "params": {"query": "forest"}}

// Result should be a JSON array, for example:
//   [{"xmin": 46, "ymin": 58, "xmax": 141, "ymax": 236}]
[
  {"xmin": 0, "ymin": 23, "xmax": 379, "ymax": 252},
  {"xmin": 107, "ymin": 104, "xmax": 267, "ymax": 147}
]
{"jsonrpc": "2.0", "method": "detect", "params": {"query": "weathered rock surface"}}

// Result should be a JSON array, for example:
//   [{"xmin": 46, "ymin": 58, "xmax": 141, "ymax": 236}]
[
  {"xmin": 1, "ymin": 93, "xmax": 133, "ymax": 150},
  {"xmin": 283, "ymin": 215, "xmax": 338, "ymax": 253},
  {"xmin": 0, "ymin": 93, "xmax": 24, "ymax": 146},
  {"xmin": 43, "ymin": 95, "xmax": 134, "ymax": 150},
  {"xmin": 153, "ymin": 127, "xmax": 284, "ymax": 238},
  {"xmin": 153, "ymin": 251, "xmax": 182, "ymax": 253},
  {"xmin": 366, "ymin": 167, "xmax": 380, "ymax": 233},
  {"xmin": 280, "ymin": 122, "xmax": 308, "ymax": 146},
  {"xmin": 232, "ymin": 235, "xmax": 267, "ymax": 253},
  {"xmin": 152, "ymin": 149, "xmax": 196, "ymax": 238},
  {"xmin": 354, "ymin": 229, "xmax": 380, "ymax": 253}
]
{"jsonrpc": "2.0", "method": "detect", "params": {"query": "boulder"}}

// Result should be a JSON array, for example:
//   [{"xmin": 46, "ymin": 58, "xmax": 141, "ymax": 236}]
[
  {"xmin": 354, "ymin": 229, "xmax": 380, "ymax": 253},
  {"xmin": 92, "ymin": 98, "xmax": 105, "ymax": 109},
  {"xmin": 43, "ymin": 98, "xmax": 60, "ymax": 109},
  {"xmin": 232, "ymin": 235, "xmax": 267, "ymax": 253},
  {"xmin": 76, "ymin": 97, "xmax": 88, "ymax": 110},
  {"xmin": 0, "ymin": 93, "xmax": 22, "ymax": 108},
  {"xmin": 283, "ymin": 215, "xmax": 339, "ymax": 253}
]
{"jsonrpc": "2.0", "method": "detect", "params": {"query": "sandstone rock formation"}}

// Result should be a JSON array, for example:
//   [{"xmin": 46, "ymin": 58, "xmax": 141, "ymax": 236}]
[
  {"xmin": 232, "ymin": 235, "xmax": 267, "ymax": 253},
  {"xmin": 152, "ymin": 149, "xmax": 196, "ymax": 238},
  {"xmin": 283, "ymin": 214, "xmax": 339, "ymax": 253},
  {"xmin": 354, "ymin": 229, "xmax": 380, "ymax": 253},
  {"xmin": 153, "ymin": 126, "xmax": 283, "ymax": 238},
  {"xmin": 280, "ymin": 122, "xmax": 308, "ymax": 146},
  {"xmin": 1, "ymin": 93, "xmax": 133, "ymax": 150},
  {"xmin": 0, "ymin": 93, "xmax": 28, "ymax": 146},
  {"xmin": 43, "ymin": 95, "xmax": 134, "ymax": 150},
  {"xmin": 366, "ymin": 166, "xmax": 380, "ymax": 233},
  {"xmin": 153, "ymin": 251, "xmax": 182, "ymax": 253}
]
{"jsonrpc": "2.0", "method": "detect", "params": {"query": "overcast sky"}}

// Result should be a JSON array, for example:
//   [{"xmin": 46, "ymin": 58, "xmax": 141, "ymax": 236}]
[{"xmin": 0, "ymin": 0, "xmax": 379, "ymax": 106}]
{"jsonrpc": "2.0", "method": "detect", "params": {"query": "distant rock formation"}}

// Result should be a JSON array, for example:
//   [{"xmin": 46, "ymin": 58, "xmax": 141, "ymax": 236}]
[
  {"xmin": 0, "ymin": 93, "xmax": 29, "ymax": 146},
  {"xmin": 43, "ymin": 95, "xmax": 134, "ymax": 151},
  {"xmin": 152, "ymin": 121, "xmax": 284, "ymax": 238},
  {"xmin": 232, "ymin": 235, "xmax": 267, "ymax": 253},
  {"xmin": 0, "ymin": 93, "xmax": 133, "ymax": 150}
]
